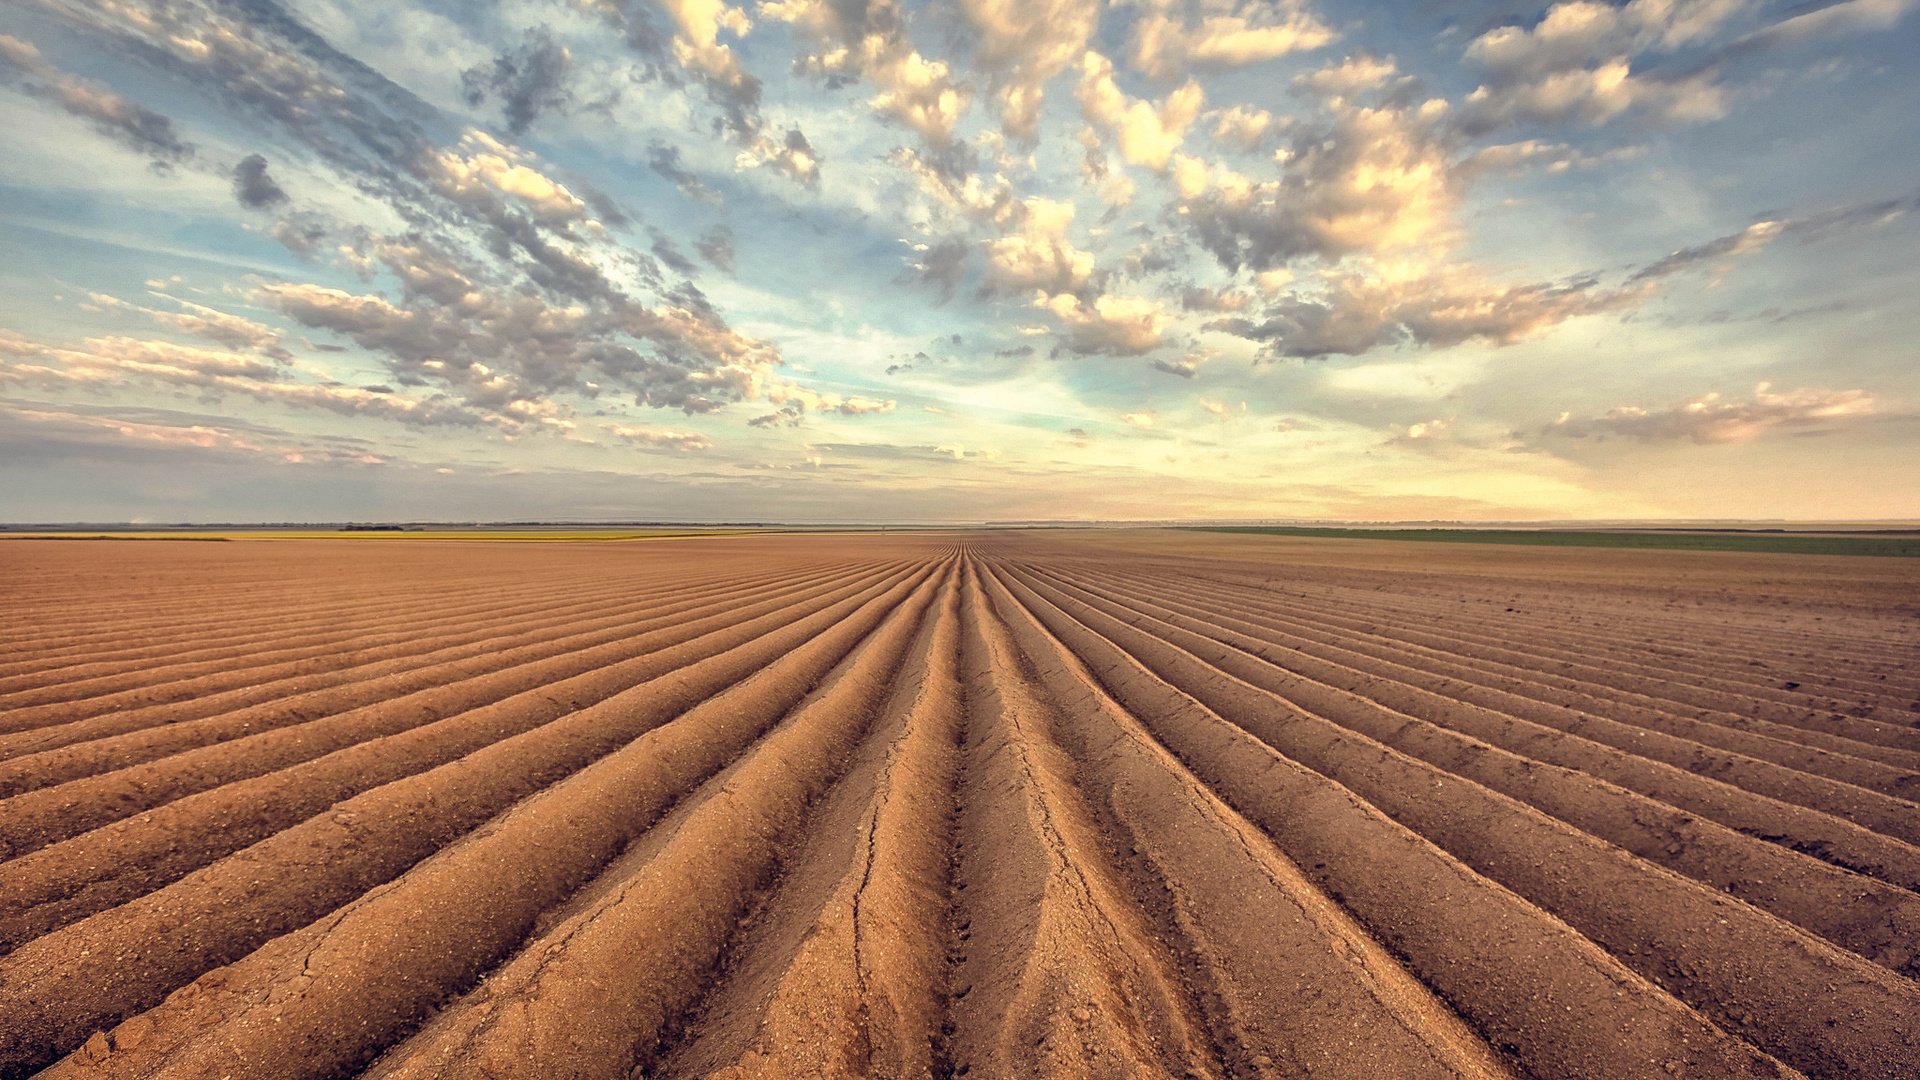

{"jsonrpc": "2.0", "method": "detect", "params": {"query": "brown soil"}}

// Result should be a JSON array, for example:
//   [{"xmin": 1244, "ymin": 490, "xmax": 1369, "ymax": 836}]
[{"xmin": 1, "ymin": 529, "xmax": 1916, "ymax": 1079}]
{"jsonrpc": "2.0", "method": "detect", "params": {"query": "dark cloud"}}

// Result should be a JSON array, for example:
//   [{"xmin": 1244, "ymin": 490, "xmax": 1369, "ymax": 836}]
[
  {"xmin": 1628, "ymin": 193, "xmax": 1920, "ymax": 284},
  {"xmin": 0, "ymin": 34, "xmax": 194, "ymax": 167},
  {"xmin": 461, "ymin": 27, "xmax": 575, "ymax": 136},
  {"xmin": 1213, "ymin": 269, "xmax": 1645, "ymax": 359},
  {"xmin": 696, "ymin": 225, "xmax": 734, "ymax": 273},
  {"xmin": 748, "ymin": 403, "xmax": 804, "ymax": 428},
  {"xmin": 649, "ymin": 228, "xmax": 699, "ymax": 276},
  {"xmin": 232, "ymin": 153, "xmax": 288, "ymax": 208},
  {"xmin": 900, "ymin": 236, "xmax": 971, "ymax": 303},
  {"xmin": 646, "ymin": 142, "xmax": 721, "ymax": 205}
]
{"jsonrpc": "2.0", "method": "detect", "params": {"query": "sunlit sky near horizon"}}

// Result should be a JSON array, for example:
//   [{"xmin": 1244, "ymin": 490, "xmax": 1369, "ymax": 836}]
[{"xmin": 1, "ymin": 0, "xmax": 1916, "ymax": 523}]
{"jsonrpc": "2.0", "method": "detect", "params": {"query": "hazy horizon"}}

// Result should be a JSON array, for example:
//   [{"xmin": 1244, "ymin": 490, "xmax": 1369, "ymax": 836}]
[{"xmin": 3, "ymin": 0, "xmax": 1917, "ymax": 521}]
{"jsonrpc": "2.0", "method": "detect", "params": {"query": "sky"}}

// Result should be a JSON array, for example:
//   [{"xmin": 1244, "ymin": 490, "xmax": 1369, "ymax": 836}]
[{"xmin": 0, "ymin": 0, "xmax": 1916, "ymax": 523}]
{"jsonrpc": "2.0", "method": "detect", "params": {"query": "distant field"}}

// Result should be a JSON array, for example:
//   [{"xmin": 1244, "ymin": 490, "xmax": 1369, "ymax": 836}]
[
  {"xmin": 1190, "ymin": 525, "xmax": 1920, "ymax": 557},
  {"xmin": 0, "ymin": 528, "xmax": 773, "ymax": 543}
]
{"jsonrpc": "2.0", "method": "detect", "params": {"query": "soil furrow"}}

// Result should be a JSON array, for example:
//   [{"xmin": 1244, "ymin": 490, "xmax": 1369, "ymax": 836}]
[
  {"xmin": 1132, "ymin": 566, "xmax": 1920, "ymax": 776},
  {"xmin": 0, "ymin": 557, "xmax": 864, "ymax": 783},
  {"xmin": 998, "ymin": 560, "xmax": 1919, "ymax": 1077},
  {"xmin": 1081, "ymin": 565, "xmax": 1920, "ymax": 837},
  {"xmin": 0, "ymin": 561, "xmax": 933, "ymax": 1076},
  {"xmin": 647, "ymin": 563, "xmax": 966, "ymax": 1079},
  {"xmin": 978, "ymin": 561, "xmax": 1517, "ymax": 1079},
  {"xmin": 1013, "ymin": 562, "xmax": 1920, "ymax": 975}
]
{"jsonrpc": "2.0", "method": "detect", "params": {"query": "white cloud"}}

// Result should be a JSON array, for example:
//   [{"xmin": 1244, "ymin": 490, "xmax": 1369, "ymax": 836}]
[
  {"xmin": 1544, "ymin": 383, "xmax": 1879, "ymax": 443},
  {"xmin": 958, "ymin": 0, "xmax": 1102, "ymax": 138},
  {"xmin": 1077, "ymin": 51, "xmax": 1205, "ymax": 171},
  {"xmin": 1041, "ymin": 291, "xmax": 1169, "ymax": 355},
  {"xmin": 1130, "ymin": 1, "xmax": 1335, "ymax": 81}
]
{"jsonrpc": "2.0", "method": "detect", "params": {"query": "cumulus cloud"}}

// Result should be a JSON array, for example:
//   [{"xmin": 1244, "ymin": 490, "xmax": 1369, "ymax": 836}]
[
  {"xmin": 461, "ymin": 27, "xmax": 577, "ymax": 136},
  {"xmin": 1041, "ymin": 291, "xmax": 1169, "ymax": 355},
  {"xmin": 1207, "ymin": 104, "xmax": 1273, "ymax": 149},
  {"xmin": 1543, "ymin": 383, "xmax": 1879, "ymax": 443},
  {"xmin": 1130, "ymin": 0, "xmax": 1335, "ymax": 81},
  {"xmin": 763, "ymin": 0, "xmax": 968, "ymax": 143},
  {"xmin": 959, "ymin": 0, "xmax": 1101, "ymax": 139},
  {"xmin": 1077, "ymin": 51, "xmax": 1205, "ymax": 171},
  {"xmin": 17, "ymin": 0, "xmax": 820, "ymax": 434},
  {"xmin": 985, "ymin": 197, "xmax": 1097, "ymax": 295},
  {"xmin": 0, "ymin": 34, "xmax": 194, "ymax": 166},
  {"xmin": 258, "ymin": 272, "xmax": 779, "ymax": 417},
  {"xmin": 232, "ymin": 154, "xmax": 289, "ymax": 208},
  {"xmin": 1457, "ymin": 0, "xmax": 1748, "ymax": 133},
  {"xmin": 1291, "ymin": 53, "xmax": 1399, "ymax": 98},
  {"xmin": 902, "ymin": 235, "xmax": 973, "ymax": 303},
  {"xmin": 745, "ymin": 381, "xmax": 897, "ymax": 427},
  {"xmin": 1181, "ymin": 97, "xmax": 1455, "ymax": 270}
]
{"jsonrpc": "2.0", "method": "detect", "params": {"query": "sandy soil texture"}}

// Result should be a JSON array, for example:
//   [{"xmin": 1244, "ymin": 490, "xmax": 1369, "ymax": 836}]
[{"xmin": 0, "ymin": 529, "xmax": 1916, "ymax": 1079}]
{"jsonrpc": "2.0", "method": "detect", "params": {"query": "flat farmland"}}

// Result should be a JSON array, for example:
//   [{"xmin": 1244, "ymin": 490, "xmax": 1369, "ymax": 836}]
[{"xmin": 1, "ymin": 530, "xmax": 1917, "ymax": 1079}]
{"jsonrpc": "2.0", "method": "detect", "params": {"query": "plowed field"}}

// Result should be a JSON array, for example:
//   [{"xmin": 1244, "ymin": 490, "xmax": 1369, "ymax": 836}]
[{"xmin": 1, "ymin": 530, "xmax": 1916, "ymax": 1079}]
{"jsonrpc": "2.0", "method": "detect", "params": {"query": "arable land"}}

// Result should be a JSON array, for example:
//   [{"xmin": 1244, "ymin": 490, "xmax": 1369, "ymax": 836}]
[{"xmin": 0, "ymin": 529, "xmax": 1916, "ymax": 1078}]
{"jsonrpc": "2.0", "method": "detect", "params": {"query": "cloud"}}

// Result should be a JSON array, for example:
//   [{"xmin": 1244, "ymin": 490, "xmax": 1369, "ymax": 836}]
[
  {"xmin": 0, "ymin": 401, "xmax": 390, "ymax": 467},
  {"xmin": 607, "ymin": 423, "xmax": 715, "ymax": 451},
  {"xmin": 232, "ymin": 154, "xmax": 289, "ymax": 208},
  {"xmin": 1456, "ymin": 0, "xmax": 1749, "ymax": 133},
  {"xmin": 1180, "ymin": 97, "xmax": 1456, "ymax": 270},
  {"xmin": 1542, "ymin": 383, "xmax": 1879, "ymax": 443},
  {"xmin": 1178, "ymin": 285, "xmax": 1252, "ymax": 312},
  {"xmin": 1207, "ymin": 105, "xmax": 1273, "ymax": 149},
  {"xmin": 958, "ymin": 0, "xmax": 1101, "ymax": 139},
  {"xmin": 1628, "ymin": 193, "xmax": 1919, "ymax": 283},
  {"xmin": 985, "ymin": 197, "xmax": 1096, "ymax": 295},
  {"xmin": 1043, "ymin": 292, "xmax": 1169, "ymax": 355},
  {"xmin": 0, "ymin": 329, "xmax": 489, "ymax": 428},
  {"xmin": 646, "ymin": 142, "xmax": 722, "ymax": 205},
  {"xmin": 0, "ymin": 34, "xmax": 194, "ymax": 166},
  {"xmin": 1724, "ymin": 0, "xmax": 1917, "ymax": 57},
  {"xmin": 746, "ymin": 381, "xmax": 897, "ymax": 426},
  {"xmin": 84, "ymin": 291, "xmax": 289, "ymax": 358},
  {"xmin": 258, "ymin": 275, "xmax": 778, "ymax": 417},
  {"xmin": 1130, "ymin": 0, "xmax": 1335, "ymax": 81},
  {"xmin": 425, "ymin": 130, "xmax": 595, "ymax": 231},
  {"xmin": 903, "ymin": 235, "xmax": 973, "ymax": 303},
  {"xmin": 1292, "ymin": 54, "xmax": 1399, "ymax": 98},
  {"xmin": 763, "ymin": 0, "xmax": 968, "ymax": 143},
  {"xmin": 1077, "ymin": 51, "xmax": 1205, "ymax": 171},
  {"xmin": 1212, "ymin": 263, "xmax": 1649, "ymax": 358},
  {"xmin": 697, "ymin": 225, "xmax": 734, "ymax": 272},
  {"xmin": 736, "ymin": 126, "xmax": 821, "ymax": 187},
  {"xmin": 461, "ymin": 27, "xmax": 576, "ymax": 136}
]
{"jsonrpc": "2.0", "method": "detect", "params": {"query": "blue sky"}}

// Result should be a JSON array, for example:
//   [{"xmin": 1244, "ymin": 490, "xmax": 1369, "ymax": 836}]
[{"xmin": 1, "ymin": 0, "xmax": 1915, "ymax": 522}]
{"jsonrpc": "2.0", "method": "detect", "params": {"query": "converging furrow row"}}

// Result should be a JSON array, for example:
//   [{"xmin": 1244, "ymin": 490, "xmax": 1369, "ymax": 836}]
[{"xmin": 0, "ymin": 532, "xmax": 1914, "ymax": 1079}]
